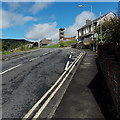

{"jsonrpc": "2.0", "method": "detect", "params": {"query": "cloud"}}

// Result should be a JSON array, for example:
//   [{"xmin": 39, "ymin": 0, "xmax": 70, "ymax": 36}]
[
  {"xmin": 25, "ymin": 22, "xmax": 59, "ymax": 42},
  {"xmin": 0, "ymin": 9, "xmax": 37, "ymax": 29},
  {"xmin": 25, "ymin": 11, "xmax": 95, "ymax": 43},
  {"xmin": 29, "ymin": 2, "xmax": 52, "ymax": 14},
  {"xmin": 65, "ymin": 11, "xmax": 95, "ymax": 37}
]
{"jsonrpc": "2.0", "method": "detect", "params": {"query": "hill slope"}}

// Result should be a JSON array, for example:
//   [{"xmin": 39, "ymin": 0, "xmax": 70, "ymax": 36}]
[{"xmin": 1, "ymin": 39, "xmax": 31, "ymax": 51}]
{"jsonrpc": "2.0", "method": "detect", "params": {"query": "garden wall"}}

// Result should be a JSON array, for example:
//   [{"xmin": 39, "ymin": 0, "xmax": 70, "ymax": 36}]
[{"xmin": 97, "ymin": 43, "xmax": 120, "ymax": 115}]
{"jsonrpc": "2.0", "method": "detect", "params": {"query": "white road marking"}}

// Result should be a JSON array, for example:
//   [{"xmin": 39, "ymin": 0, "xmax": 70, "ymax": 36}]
[
  {"xmin": 28, "ymin": 50, "xmax": 56, "ymax": 62},
  {"xmin": 42, "ymin": 50, "xmax": 55, "ymax": 56},
  {"xmin": 23, "ymin": 65, "xmax": 68, "ymax": 119},
  {"xmin": 32, "ymin": 52, "xmax": 84, "ymax": 119},
  {"xmin": 65, "ymin": 54, "xmax": 72, "ymax": 71},
  {"xmin": 42, "ymin": 53, "xmax": 48, "ymax": 56},
  {"xmin": 29, "ymin": 57, "xmax": 39, "ymax": 62},
  {"xmin": 23, "ymin": 52, "xmax": 85, "ymax": 119},
  {"xmin": 0, "ymin": 64, "xmax": 22, "ymax": 75}
]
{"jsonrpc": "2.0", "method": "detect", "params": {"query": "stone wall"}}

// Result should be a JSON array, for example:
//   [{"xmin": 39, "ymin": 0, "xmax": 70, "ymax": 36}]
[{"xmin": 97, "ymin": 44, "xmax": 120, "ymax": 115}]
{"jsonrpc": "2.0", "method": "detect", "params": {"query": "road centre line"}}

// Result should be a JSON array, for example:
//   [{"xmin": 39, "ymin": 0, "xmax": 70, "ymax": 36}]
[
  {"xmin": 23, "ymin": 52, "xmax": 85, "ymax": 119},
  {"xmin": 29, "ymin": 50, "xmax": 55, "ymax": 61},
  {"xmin": 0, "ymin": 64, "xmax": 22, "ymax": 75},
  {"xmin": 29, "ymin": 57, "xmax": 39, "ymax": 62},
  {"xmin": 42, "ymin": 52, "xmax": 48, "ymax": 56},
  {"xmin": 32, "ymin": 52, "xmax": 84, "ymax": 119},
  {"xmin": 2, "ymin": 50, "xmax": 55, "ymax": 75},
  {"xmin": 23, "ymin": 64, "xmax": 69, "ymax": 119},
  {"xmin": 42, "ymin": 50, "xmax": 55, "ymax": 56},
  {"xmin": 65, "ymin": 54, "xmax": 72, "ymax": 71}
]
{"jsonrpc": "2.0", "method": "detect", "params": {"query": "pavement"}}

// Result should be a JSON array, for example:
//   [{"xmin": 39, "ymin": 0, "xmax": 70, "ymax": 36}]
[{"xmin": 52, "ymin": 50, "xmax": 105, "ymax": 119}]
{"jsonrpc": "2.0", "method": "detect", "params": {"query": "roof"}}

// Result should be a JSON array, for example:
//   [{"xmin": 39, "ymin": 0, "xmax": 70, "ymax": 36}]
[
  {"xmin": 40, "ymin": 39, "xmax": 52, "ymax": 45},
  {"xmin": 93, "ymin": 11, "xmax": 115, "ymax": 23},
  {"xmin": 78, "ymin": 21, "xmax": 92, "ymax": 30},
  {"xmin": 77, "ymin": 12, "xmax": 116, "ymax": 31}
]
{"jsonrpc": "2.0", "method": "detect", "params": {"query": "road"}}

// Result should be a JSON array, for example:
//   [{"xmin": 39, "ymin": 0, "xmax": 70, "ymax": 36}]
[{"xmin": 2, "ymin": 48, "xmax": 81, "ymax": 118}]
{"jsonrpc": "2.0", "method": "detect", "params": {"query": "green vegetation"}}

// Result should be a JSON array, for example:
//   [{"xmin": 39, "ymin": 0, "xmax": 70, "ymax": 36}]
[
  {"xmin": 46, "ymin": 39, "xmax": 77, "ymax": 48},
  {"xmin": 95, "ymin": 17, "xmax": 120, "ymax": 44},
  {"xmin": 2, "ymin": 47, "xmax": 39, "ymax": 55},
  {"xmin": 0, "ymin": 39, "xmax": 39, "ymax": 55},
  {"xmin": 45, "ymin": 43, "xmax": 60, "ymax": 48}
]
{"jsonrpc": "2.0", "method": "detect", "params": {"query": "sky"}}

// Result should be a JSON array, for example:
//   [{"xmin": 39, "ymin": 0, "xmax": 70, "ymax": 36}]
[{"xmin": 1, "ymin": 2, "xmax": 118, "ymax": 43}]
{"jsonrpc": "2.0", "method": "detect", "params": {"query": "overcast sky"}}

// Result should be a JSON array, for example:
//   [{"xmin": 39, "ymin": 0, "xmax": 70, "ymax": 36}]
[{"xmin": 1, "ymin": 2, "xmax": 118, "ymax": 43}]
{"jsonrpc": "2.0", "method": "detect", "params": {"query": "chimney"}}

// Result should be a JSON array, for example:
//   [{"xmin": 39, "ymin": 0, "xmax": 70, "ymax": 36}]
[{"xmin": 86, "ymin": 20, "xmax": 92, "ymax": 25}]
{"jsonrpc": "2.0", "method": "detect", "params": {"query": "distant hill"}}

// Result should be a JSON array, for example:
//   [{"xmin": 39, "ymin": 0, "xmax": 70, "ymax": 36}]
[
  {"xmin": 1, "ymin": 39, "xmax": 32, "ymax": 51},
  {"xmin": 0, "ymin": 39, "xmax": 31, "ymax": 44}
]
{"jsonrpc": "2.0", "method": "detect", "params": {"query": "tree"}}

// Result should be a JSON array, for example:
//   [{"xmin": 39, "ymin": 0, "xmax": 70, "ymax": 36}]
[{"xmin": 95, "ymin": 17, "xmax": 120, "ymax": 44}]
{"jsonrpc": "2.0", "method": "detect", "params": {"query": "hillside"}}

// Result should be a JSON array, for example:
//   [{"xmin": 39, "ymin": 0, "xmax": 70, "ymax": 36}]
[
  {"xmin": 1, "ymin": 39, "xmax": 31, "ymax": 51},
  {"xmin": 1, "ymin": 39, "xmax": 31, "ymax": 45},
  {"xmin": 46, "ymin": 40, "xmax": 77, "ymax": 48}
]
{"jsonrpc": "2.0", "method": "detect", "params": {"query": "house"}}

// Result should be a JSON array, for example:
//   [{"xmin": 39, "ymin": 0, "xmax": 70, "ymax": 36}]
[
  {"xmin": 77, "ymin": 12, "xmax": 116, "ymax": 49},
  {"xmin": 39, "ymin": 38, "xmax": 52, "ymax": 47}
]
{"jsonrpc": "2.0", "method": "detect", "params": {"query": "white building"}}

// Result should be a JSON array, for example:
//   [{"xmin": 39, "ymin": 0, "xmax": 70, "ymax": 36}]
[{"xmin": 77, "ymin": 12, "xmax": 116, "ymax": 44}]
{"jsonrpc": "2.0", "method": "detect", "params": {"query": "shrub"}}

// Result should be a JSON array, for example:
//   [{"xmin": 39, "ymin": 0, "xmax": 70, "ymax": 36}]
[
  {"xmin": 95, "ymin": 17, "xmax": 120, "ymax": 44},
  {"xmin": 59, "ymin": 40, "xmax": 64, "ymax": 47}
]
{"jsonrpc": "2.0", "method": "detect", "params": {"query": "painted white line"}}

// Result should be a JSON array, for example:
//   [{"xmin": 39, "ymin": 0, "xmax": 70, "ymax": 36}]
[
  {"xmin": 48, "ymin": 52, "xmax": 85, "ymax": 118},
  {"xmin": 23, "ymin": 67, "xmax": 68, "ymax": 119},
  {"xmin": 65, "ymin": 54, "xmax": 72, "ymax": 71},
  {"xmin": 32, "ymin": 53, "xmax": 84, "ymax": 119},
  {"xmin": 0, "ymin": 64, "xmax": 22, "ymax": 75},
  {"xmin": 29, "ymin": 57, "xmax": 39, "ymax": 62},
  {"xmin": 23, "ymin": 53, "xmax": 83, "ymax": 119},
  {"xmin": 42, "ymin": 50, "xmax": 55, "ymax": 56},
  {"xmin": 43, "ymin": 53, "xmax": 47, "ymax": 55}
]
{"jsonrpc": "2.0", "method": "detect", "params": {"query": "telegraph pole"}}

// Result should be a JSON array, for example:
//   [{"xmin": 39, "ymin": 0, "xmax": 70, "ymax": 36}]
[
  {"xmin": 118, "ymin": 1, "xmax": 120, "ymax": 18},
  {"xmin": 100, "ymin": 12, "xmax": 103, "ymax": 42}
]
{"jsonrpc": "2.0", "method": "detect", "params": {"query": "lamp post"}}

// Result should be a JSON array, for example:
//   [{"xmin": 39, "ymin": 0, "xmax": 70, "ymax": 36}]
[{"xmin": 78, "ymin": 5, "xmax": 93, "ymax": 15}]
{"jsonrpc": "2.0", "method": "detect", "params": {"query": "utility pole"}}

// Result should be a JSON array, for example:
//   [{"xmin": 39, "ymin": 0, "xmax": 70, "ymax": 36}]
[
  {"xmin": 100, "ymin": 12, "xmax": 103, "ymax": 42},
  {"xmin": 118, "ymin": 1, "xmax": 120, "ymax": 18}
]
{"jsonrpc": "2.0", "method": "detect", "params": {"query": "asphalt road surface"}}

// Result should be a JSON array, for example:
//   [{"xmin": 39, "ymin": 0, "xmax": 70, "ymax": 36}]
[{"xmin": 2, "ymin": 48, "xmax": 81, "ymax": 118}]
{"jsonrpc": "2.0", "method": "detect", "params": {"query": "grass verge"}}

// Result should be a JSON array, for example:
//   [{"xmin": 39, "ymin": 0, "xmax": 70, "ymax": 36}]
[
  {"xmin": 1, "ymin": 47, "xmax": 39, "ymax": 55},
  {"xmin": 45, "ymin": 40, "xmax": 77, "ymax": 48}
]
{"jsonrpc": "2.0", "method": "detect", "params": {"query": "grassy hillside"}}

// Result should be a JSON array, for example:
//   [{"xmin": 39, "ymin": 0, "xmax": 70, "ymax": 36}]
[
  {"xmin": 1, "ymin": 39, "xmax": 31, "ymax": 51},
  {"xmin": 46, "ymin": 40, "xmax": 77, "ymax": 48},
  {"xmin": 0, "ymin": 39, "xmax": 38, "ymax": 55}
]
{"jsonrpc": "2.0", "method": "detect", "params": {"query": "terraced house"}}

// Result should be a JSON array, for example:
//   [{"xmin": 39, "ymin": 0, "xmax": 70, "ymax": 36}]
[{"xmin": 77, "ymin": 12, "xmax": 116, "ymax": 50}]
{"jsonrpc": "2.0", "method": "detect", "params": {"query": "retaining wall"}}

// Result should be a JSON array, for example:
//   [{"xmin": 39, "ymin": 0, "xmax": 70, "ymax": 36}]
[{"xmin": 97, "ymin": 44, "xmax": 120, "ymax": 115}]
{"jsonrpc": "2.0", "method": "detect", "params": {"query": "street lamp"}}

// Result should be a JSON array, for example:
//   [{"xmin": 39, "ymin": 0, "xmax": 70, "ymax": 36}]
[{"xmin": 78, "ymin": 5, "xmax": 92, "ymax": 13}]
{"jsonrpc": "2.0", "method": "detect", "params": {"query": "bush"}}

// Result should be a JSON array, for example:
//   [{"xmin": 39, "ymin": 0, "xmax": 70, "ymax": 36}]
[
  {"xmin": 95, "ymin": 17, "xmax": 120, "ymax": 44},
  {"xmin": 59, "ymin": 40, "xmax": 64, "ymax": 47}
]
